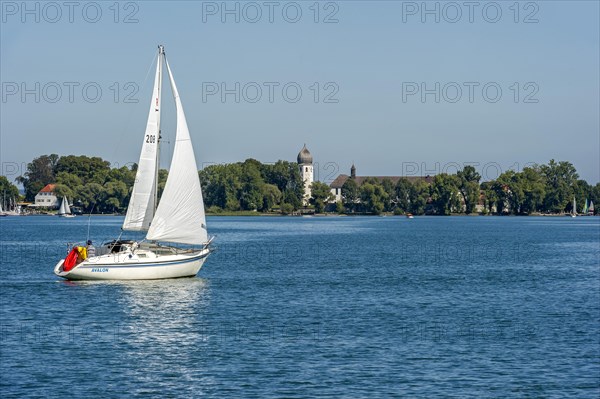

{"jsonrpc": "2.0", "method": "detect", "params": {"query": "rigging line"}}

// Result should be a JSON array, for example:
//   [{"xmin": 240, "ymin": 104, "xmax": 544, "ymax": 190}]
[{"xmin": 86, "ymin": 203, "xmax": 95, "ymax": 243}]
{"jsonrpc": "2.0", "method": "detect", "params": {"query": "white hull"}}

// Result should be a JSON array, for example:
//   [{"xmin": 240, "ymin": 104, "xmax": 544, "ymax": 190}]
[
  {"xmin": 58, "ymin": 214, "xmax": 75, "ymax": 218},
  {"xmin": 54, "ymin": 247, "xmax": 210, "ymax": 280}
]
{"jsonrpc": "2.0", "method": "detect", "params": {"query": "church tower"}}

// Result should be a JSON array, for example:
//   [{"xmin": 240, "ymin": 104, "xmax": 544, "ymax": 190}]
[{"xmin": 297, "ymin": 144, "xmax": 313, "ymax": 206}]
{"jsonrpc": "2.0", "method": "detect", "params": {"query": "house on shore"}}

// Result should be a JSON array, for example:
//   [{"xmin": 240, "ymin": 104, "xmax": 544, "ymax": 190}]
[
  {"xmin": 33, "ymin": 184, "xmax": 59, "ymax": 208},
  {"xmin": 329, "ymin": 164, "xmax": 434, "ymax": 202}
]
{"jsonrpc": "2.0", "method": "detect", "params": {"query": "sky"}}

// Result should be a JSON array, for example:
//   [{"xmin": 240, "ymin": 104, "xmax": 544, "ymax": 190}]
[{"xmin": 1, "ymin": 0, "xmax": 599, "ymax": 185}]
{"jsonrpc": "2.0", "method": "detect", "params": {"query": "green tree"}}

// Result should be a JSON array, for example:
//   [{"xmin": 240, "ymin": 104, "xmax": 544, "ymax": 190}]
[
  {"xmin": 381, "ymin": 178, "xmax": 395, "ymax": 211},
  {"xmin": 409, "ymin": 179, "xmax": 430, "ymax": 215},
  {"xmin": 457, "ymin": 166, "xmax": 481, "ymax": 214},
  {"xmin": 56, "ymin": 171, "xmax": 83, "ymax": 188},
  {"xmin": 53, "ymin": 184, "xmax": 74, "ymax": 201},
  {"xmin": 590, "ymin": 183, "xmax": 600, "ymax": 215},
  {"xmin": 310, "ymin": 181, "xmax": 334, "ymax": 213},
  {"xmin": 341, "ymin": 178, "xmax": 359, "ymax": 211},
  {"xmin": 360, "ymin": 183, "xmax": 388, "ymax": 214},
  {"xmin": 200, "ymin": 163, "xmax": 242, "ymax": 210},
  {"xmin": 394, "ymin": 178, "xmax": 413, "ymax": 213},
  {"xmin": 430, "ymin": 174, "xmax": 460, "ymax": 215},
  {"xmin": 260, "ymin": 184, "xmax": 282, "ymax": 212},
  {"xmin": 540, "ymin": 160, "xmax": 578, "ymax": 213},
  {"xmin": 0, "ymin": 176, "xmax": 20, "ymax": 203},
  {"xmin": 105, "ymin": 197, "xmax": 120, "ymax": 213},
  {"xmin": 75, "ymin": 183, "xmax": 104, "ymax": 212},
  {"xmin": 102, "ymin": 181, "xmax": 128, "ymax": 213},
  {"xmin": 108, "ymin": 166, "xmax": 136, "ymax": 187},
  {"xmin": 480, "ymin": 181, "xmax": 497, "ymax": 214},
  {"xmin": 280, "ymin": 203, "xmax": 294, "ymax": 215},
  {"xmin": 157, "ymin": 169, "xmax": 168, "ymax": 201},
  {"xmin": 239, "ymin": 159, "xmax": 264, "ymax": 211},
  {"xmin": 520, "ymin": 167, "xmax": 546, "ymax": 214},
  {"xmin": 496, "ymin": 170, "xmax": 523, "ymax": 214},
  {"xmin": 16, "ymin": 154, "xmax": 59, "ymax": 200},
  {"xmin": 55, "ymin": 155, "xmax": 111, "ymax": 183}
]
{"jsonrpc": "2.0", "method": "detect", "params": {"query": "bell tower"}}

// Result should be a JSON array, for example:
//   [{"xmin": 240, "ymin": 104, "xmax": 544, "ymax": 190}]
[{"xmin": 297, "ymin": 144, "xmax": 313, "ymax": 206}]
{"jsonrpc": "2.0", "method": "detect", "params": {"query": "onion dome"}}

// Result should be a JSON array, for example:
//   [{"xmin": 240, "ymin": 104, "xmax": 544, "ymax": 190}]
[{"xmin": 297, "ymin": 144, "xmax": 313, "ymax": 164}]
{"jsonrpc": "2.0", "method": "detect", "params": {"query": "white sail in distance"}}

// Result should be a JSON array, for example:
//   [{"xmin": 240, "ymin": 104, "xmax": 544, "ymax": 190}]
[
  {"xmin": 58, "ymin": 197, "xmax": 67, "ymax": 215},
  {"xmin": 123, "ymin": 49, "xmax": 163, "ymax": 231},
  {"xmin": 63, "ymin": 197, "xmax": 71, "ymax": 214},
  {"xmin": 146, "ymin": 58, "xmax": 208, "ymax": 245}
]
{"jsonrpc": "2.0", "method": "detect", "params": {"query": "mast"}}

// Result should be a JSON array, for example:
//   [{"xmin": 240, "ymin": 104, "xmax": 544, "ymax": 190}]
[{"xmin": 154, "ymin": 44, "xmax": 164, "ymax": 215}]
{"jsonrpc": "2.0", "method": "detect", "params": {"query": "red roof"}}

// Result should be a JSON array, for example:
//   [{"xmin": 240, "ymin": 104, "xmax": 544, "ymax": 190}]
[{"xmin": 39, "ymin": 184, "xmax": 56, "ymax": 193}]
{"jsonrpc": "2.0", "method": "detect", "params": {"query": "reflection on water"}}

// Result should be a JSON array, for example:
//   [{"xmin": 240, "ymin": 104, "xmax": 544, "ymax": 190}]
[
  {"xmin": 57, "ymin": 278, "xmax": 215, "ymax": 395},
  {"xmin": 123, "ymin": 278, "xmax": 213, "ymax": 394}
]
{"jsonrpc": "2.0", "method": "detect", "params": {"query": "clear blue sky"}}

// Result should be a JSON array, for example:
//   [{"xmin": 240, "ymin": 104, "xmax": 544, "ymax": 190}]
[{"xmin": 1, "ymin": 1, "xmax": 599, "ymax": 184}]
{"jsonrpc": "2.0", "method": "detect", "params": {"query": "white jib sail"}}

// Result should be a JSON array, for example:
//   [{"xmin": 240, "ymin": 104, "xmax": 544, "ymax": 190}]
[
  {"xmin": 122, "ymin": 51, "xmax": 163, "ymax": 231},
  {"xmin": 58, "ymin": 197, "xmax": 66, "ymax": 215},
  {"xmin": 146, "ymin": 58, "xmax": 208, "ymax": 245}
]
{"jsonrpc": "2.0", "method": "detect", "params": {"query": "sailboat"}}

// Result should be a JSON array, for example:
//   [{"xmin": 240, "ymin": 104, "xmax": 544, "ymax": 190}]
[
  {"xmin": 0, "ymin": 202, "xmax": 7, "ymax": 217},
  {"xmin": 57, "ymin": 196, "xmax": 75, "ymax": 218},
  {"xmin": 589, "ymin": 201, "xmax": 595, "ymax": 216},
  {"xmin": 54, "ymin": 45, "xmax": 212, "ymax": 280},
  {"xmin": 570, "ymin": 196, "xmax": 577, "ymax": 218}
]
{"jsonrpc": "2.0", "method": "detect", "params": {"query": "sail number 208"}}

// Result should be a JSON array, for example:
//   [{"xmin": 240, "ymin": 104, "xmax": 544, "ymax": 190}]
[{"xmin": 146, "ymin": 135, "xmax": 156, "ymax": 143}]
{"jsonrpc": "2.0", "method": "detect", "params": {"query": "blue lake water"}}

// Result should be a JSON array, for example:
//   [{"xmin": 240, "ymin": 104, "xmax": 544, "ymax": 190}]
[{"xmin": 1, "ymin": 215, "xmax": 599, "ymax": 397}]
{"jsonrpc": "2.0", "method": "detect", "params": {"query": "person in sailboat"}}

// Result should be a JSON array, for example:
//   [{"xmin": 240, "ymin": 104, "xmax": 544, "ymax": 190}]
[{"xmin": 86, "ymin": 240, "xmax": 96, "ymax": 258}]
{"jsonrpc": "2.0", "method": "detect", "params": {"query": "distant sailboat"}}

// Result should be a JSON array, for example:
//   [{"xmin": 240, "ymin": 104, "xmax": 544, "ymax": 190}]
[
  {"xmin": 571, "ymin": 196, "xmax": 577, "ymax": 218},
  {"xmin": 582, "ymin": 199, "xmax": 589, "ymax": 215},
  {"xmin": 0, "ymin": 202, "xmax": 7, "ymax": 217},
  {"xmin": 57, "ymin": 196, "xmax": 75, "ymax": 218},
  {"xmin": 54, "ymin": 45, "xmax": 212, "ymax": 280},
  {"xmin": 589, "ymin": 201, "xmax": 595, "ymax": 216}
]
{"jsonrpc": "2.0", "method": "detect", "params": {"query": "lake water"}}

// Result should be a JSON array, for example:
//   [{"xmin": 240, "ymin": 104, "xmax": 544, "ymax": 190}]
[{"xmin": 1, "ymin": 215, "xmax": 599, "ymax": 397}]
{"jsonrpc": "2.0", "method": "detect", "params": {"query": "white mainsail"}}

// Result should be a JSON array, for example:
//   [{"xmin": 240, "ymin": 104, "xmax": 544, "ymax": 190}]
[
  {"xmin": 146, "ymin": 58, "xmax": 208, "ymax": 245},
  {"xmin": 122, "ymin": 49, "xmax": 163, "ymax": 231}
]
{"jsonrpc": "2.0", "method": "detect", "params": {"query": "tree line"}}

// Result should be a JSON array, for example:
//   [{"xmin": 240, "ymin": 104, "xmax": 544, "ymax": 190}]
[
  {"xmin": 10, "ymin": 154, "xmax": 305, "ymax": 214},
  {"xmin": 11, "ymin": 154, "xmax": 166, "ymax": 213},
  {"xmin": 5, "ymin": 154, "xmax": 600, "ymax": 215},
  {"xmin": 334, "ymin": 161, "xmax": 600, "ymax": 215}
]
